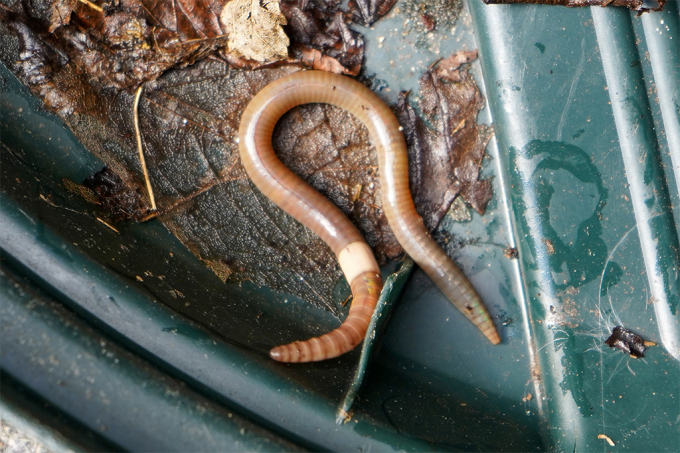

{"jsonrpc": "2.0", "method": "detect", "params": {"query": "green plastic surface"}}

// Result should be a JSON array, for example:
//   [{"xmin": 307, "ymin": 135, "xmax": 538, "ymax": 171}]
[
  {"xmin": 469, "ymin": 1, "xmax": 680, "ymax": 451},
  {"xmin": 2, "ymin": 0, "xmax": 680, "ymax": 451}
]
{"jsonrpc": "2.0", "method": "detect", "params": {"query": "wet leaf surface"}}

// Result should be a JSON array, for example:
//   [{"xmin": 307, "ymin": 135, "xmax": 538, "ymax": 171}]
[{"xmin": 1, "ymin": 5, "xmax": 492, "ymax": 315}]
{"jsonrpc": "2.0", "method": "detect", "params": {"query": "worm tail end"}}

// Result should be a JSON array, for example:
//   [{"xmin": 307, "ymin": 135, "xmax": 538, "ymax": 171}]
[{"xmin": 270, "ymin": 272, "xmax": 382, "ymax": 363}]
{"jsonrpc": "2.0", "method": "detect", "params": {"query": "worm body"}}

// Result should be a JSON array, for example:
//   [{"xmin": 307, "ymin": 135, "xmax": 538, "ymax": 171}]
[{"xmin": 239, "ymin": 70, "xmax": 500, "ymax": 362}]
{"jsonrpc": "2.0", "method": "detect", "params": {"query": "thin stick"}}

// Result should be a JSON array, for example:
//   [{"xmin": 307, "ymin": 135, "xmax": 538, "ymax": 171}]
[
  {"xmin": 96, "ymin": 217, "xmax": 120, "ymax": 233},
  {"xmin": 133, "ymin": 86, "xmax": 157, "ymax": 211},
  {"xmin": 77, "ymin": 0, "xmax": 103, "ymax": 12}
]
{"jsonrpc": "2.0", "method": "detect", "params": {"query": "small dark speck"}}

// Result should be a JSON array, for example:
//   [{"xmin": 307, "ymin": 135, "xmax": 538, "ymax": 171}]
[
  {"xmin": 511, "ymin": 86, "xmax": 521, "ymax": 92},
  {"xmin": 572, "ymin": 128, "xmax": 586, "ymax": 139},
  {"xmin": 332, "ymin": 86, "xmax": 336, "ymax": 90},
  {"xmin": 549, "ymin": 70, "xmax": 553, "ymax": 74},
  {"xmin": 630, "ymin": 60, "xmax": 640, "ymax": 67},
  {"xmin": 534, "ymin": 42, "xmax": 546, "ymax": 54},
  {"xmin": 549, "ymin": 305, "xmax": 556, "ymax": 314}
]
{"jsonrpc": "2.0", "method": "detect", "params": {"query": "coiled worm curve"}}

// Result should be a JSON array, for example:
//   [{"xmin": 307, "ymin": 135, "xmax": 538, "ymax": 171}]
[{"xmin": 238, "ymin": 70, "xmax": 500, "ymax": 362}]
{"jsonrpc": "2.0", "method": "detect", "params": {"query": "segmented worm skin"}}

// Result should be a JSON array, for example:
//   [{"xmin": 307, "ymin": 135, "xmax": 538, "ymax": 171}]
[{"xmin": 239, "ymin": 70, "xmax": 500, "ymax": 362}]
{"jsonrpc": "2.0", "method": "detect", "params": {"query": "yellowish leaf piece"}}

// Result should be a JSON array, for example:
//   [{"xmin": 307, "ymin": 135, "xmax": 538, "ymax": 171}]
[
  {"xmin": 202, "ymin": 259, "xmax": 234, "ymax": 283},
  {"xmin": 220, "ymin": 0, "xmax": 290, "ymax": 62}
]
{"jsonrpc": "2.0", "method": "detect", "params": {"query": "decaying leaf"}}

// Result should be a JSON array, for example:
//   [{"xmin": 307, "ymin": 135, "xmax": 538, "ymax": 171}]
[
  {"xmin": 397, "ymin": 50, "xmax": 493, "ymax": 231},
  {"xmin": 82, "ymin": 167, "xmax": 149, "ymax": 222},
  {"xmin": 347, "ymin": 0, "xmax": 397, "ymax": 26},
  {"xmin": 290, "ymin": 46, "xmax": 353, "ymax": 74},
  {"xmin": 1, "ymin": 7, "xmax": 492, "ymax": 314},
  {"xmin": 220, "ymin": 0, "xmax": 289, "ymax": 62},
  {"xmin": 3, "ymin": 0, "xmax": 232, "ymax": 90},
  {"xmin": 282, "ymin": 5, "xmax": 364, "ymax": 75},
  {"xmin": 3, "ymin": 0, "xmax": 375, "ymax": 87}
]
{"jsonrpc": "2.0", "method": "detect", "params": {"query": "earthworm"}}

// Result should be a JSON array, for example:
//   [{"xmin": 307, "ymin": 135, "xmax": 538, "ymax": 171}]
[{"xmin": 239, "ymin": 70, "xmax": 500, "ymax": 362}]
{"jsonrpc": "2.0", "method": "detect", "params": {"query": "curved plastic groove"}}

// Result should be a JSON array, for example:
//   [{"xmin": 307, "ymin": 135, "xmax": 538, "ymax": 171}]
[
  {"xmin": 641, "ymin": 4, "xmax": 680, "ymax": 200},
  {"xmin": 592, "ymin": 8, "xmax": 680, "ymax": 361}
]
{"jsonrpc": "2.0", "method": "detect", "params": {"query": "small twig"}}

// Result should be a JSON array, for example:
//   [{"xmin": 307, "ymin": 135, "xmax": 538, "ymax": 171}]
[
  {"xmin": 77, "ymin": 0, "xmax": 103, "ymax": 12},
  {"xmin": 180, "ymin": 35, "xmax": 229, "ymax": 44},
  {"xmin": 96, "ymin": 217, "xmax": 120, "ymax": 233},
  {"xmin": 428, "ymin": 57, "xmax": 444, "ymax": 70},
  {"xmin": 133, "ymin": 86, "xmax": 157, "ymax": 212}
]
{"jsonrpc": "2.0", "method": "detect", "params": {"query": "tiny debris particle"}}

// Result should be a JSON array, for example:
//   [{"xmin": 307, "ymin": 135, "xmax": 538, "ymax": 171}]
[
  {"xmin": 542, "ymin": 238, "xmax": 555, "ymax": 255},
  {"xmin": 352, "ymin": 184, "xmax": 363, "ymax": 203},
  {"xmin": 605, "ymin": 326, "xmax": 654, "ymax": 358},
  {"xmin": 598, "ymin": 434, "xmax": 615, "ymax": 446},
  {"xmin": 504, "ymin": 246, "xmax": 519, "ymax": 259}
]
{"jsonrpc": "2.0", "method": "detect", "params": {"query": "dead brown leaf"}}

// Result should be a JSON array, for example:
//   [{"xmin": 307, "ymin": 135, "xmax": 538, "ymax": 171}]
[
  {"xmin": 347, "ymin": 0, "xmax": 396, "ymax": 26},
  {"xmin": 397, "ymin": 50, "xmax": 493, "ymax": 230},
  {"xmin": 12, "ymin": 0, "xmax": 232, "ymax": 89},
  {"xmin": 281, "ymin": 4, "xmax": 363, "ymax": 75}
]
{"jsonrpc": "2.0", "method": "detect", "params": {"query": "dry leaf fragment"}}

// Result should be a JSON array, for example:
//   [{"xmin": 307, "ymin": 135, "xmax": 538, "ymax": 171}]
[
  {"xmin": 221, "ymin": 0, "xmax": 290, "ymax": 62},
  {"xmin": 49, "ymin": 0, "xmax": 78, "ymax": 32},
  {"xmin": 290, "ymin": 46, "xmax": 353, "ymax": 74},
  {"xmin": 396, "ymin": 51, "xmax": 493, "ymax": 231}
]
